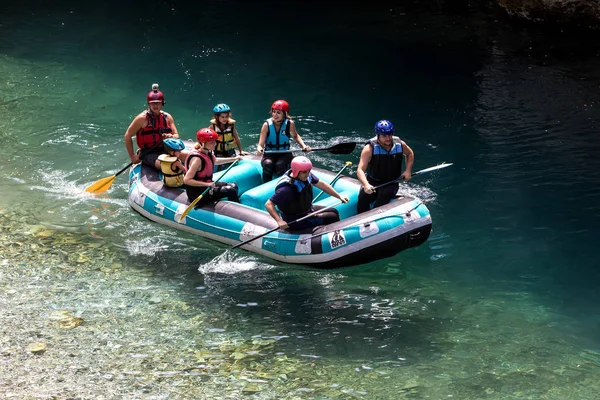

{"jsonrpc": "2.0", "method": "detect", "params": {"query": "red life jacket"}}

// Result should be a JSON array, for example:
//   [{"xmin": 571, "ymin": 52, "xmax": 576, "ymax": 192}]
[
  {"xmin": 185, "ymin": 149, "xmax": 214, "ymax": 182},
  {"xmin": 136, "ymin": 110, "xmax": 172, "ymax": 149}
]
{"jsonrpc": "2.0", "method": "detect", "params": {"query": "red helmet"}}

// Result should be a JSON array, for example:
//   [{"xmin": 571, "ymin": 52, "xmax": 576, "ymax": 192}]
[
  {"xmin": 196, "ymin": 127, "xmax": 218, "ymax": 143},
  {"xmin": 271, "ymin": 100, "xmax": 290, "ymax": 113},
  {"xmin": 291, "ymin": 156, "xmax": 312, "ymax": 178},
  {"xmin": 147, "ymin": 83, "xmax": 165, "ymax": 105}
]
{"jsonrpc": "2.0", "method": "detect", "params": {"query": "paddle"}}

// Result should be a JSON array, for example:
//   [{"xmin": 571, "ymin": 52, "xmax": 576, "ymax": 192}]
[
  {"xmin": 85, "ymin": 141, "xmax": 165, "ymax": 194},
  {"xmin": 231, "ymin": 201, "xmax": 343, "ymax": 250},
  {"xmin": 312, "ymin": 161, "xmax": 352, "ymax": 204},
  {"xmin": 264, "ymin": 142, "xmax": 357, "ymax": 155},
  {"xmin": 372, "ymin": 162, "xmax": 454, "ymax": 191},
  {"xmin": 177, "ymin": 159, "xmax": 240, "ymax": 223},
  {"xmin": 85, "ymin": 162, "xmax": 133, "ymax": 194}
]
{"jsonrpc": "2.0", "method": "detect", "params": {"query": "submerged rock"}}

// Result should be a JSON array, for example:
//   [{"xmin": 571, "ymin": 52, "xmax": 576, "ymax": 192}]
[{"xmin": 28, "ymin": 343, "xmax": 47, "ymax": 354}]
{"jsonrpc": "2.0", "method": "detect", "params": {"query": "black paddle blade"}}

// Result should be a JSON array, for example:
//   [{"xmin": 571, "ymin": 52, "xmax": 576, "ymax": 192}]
[{"xmin": 325, "ymin": 142, "xmax": 357, "ymax": 155}]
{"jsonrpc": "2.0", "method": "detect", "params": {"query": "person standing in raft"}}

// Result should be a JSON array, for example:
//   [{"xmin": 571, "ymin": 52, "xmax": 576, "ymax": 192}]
[
  {"xmin": 256, "ymin": 100, "xmax": 311, "ymax": 183},
  {"xmin": 158, "ymin": 138, "xmax": 187, "ymax": 188},
  {"xmin": 356, "ymin": 119, "xmax": 414, "ymax": 214},
  {"xmin": 183, "ymin": 128, "xmax": 242, "ymax": 206},
  {"xmin": 209, "ymin": 103, "xmax": 248, "ymax": 171},
  {"xmin": 265, "ymin": 156, "xmax": 349, "ymax": 231},
  {"xmin": 124, "ymin": 83, "xmax": 179, "ymax": 170}
]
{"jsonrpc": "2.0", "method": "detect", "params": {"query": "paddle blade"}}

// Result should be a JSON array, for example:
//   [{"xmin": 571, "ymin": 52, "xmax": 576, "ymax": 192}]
[
  {"xmin": 412, "ymin": 162, "xmax": 453, "ymax": 176},
  {"xmin": 326, "ymin": 142, "xmax": 357, "ymax": 155},
  {"xmin": 85, "ymin": 175, "xmax": 116, "ymax": 194},
  {"xmin": 178, "ymin": 194, "xmax": 203, "ymax": 223}
]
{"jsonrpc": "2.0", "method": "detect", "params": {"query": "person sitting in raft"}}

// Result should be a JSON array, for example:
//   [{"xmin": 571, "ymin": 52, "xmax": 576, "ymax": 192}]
[
  {"xmin": 265, "ymin": 156, "xmax": 349, "ymax": 231},
  {"xmin": 124, "ymin": 83, "xmax": 179, "ymax": 170},
  {"xmin": 356, "ymin": 119, "xmax": 414, "ymax": 214},
  {"xmin": 183, "ymin": 128, "xmax": 242, "ymax": 206},
  {"xmin": 256, "ymin": 100, "xmax": 311, "ymax": 183},
  {"xmin": 209, "ymin": 103, "xmax": 248, "ymax": 171},
  {"xmin": 158, "ymin": 138, "xmax": 187, "ymax": 188}
]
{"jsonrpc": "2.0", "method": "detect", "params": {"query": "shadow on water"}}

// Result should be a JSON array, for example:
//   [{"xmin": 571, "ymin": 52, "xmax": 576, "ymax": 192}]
[{"xmin": 117, "ymin": 241, "xmax": 454, "ymax": 364}]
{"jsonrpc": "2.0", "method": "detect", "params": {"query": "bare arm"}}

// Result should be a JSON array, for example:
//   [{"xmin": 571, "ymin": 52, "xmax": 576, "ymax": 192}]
[
  {"xmin": 289, "ymin": 120, "xmax": 311, "ymax": 152},
  {"xmin": 232, "ymin": 126, "xmax": 247, "ymax": 155},
  {"xmin": 265, "ymin": 199, "xmax": 288, "ymax": 229},
  {"xmin": 256, "ymin": 122, "xmax": 268, "ymax": 155},
  {"xmin": 314, "ymin": 181, "xmax": 349, "ymax": 203},
  {"xmin": 356, "ymin": 145, "xmax": 375, "ymax": 193},
  {"xmin": 165, "ymin": 114, "xmax": 179, "ymax": 138},
  {"xmin": 124, "ymin": 114, "xmax": 146, "ymax": 163},
  {"xmin": 401, "ymin": 141, "xmax": 414, "ymax": 181}
]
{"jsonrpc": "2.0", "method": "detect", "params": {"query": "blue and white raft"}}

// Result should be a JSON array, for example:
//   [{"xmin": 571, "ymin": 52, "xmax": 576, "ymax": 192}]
[{"xmin": 128, "ymin": 155, "xmax": 432, "ymax": 268}]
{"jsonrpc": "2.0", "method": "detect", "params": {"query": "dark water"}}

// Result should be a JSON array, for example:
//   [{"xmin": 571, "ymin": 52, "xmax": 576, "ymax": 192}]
[{"xmin": 2, "ymin": 1, "xmax": 600, "ymax": 398}]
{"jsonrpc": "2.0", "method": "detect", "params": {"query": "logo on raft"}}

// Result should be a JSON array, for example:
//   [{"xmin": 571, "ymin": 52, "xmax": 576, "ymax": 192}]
[{"xmin": 329, "ymin": 230, "xmax": 346, "ymax": 249}]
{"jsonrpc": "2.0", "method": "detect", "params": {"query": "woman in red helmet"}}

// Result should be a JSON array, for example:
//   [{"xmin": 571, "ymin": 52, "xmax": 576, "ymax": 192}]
[
  {"xmin": 124, "ymin": 83, "xmax": 179, "ymax": 170},
  {"xmin": 256, "ymin": 100, "xmax": 311, "ymax": 183},
  {"xmin": 183, "ymin": 128, "xmax": 242, "ymax": 205},
  {"xmin": 265, "ymin": 156, "xmax": 348, "ymax": 231}
]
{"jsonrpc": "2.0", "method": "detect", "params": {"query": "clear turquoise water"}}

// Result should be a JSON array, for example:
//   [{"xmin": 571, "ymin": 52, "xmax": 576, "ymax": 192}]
[{"xmin": 2, "ymin": 1, "xmax": 600, "ymax": 398}]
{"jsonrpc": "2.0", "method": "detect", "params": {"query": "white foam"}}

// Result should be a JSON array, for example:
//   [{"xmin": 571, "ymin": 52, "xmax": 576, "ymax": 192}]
[{"xmin": 199, "ymin": 251, "xmax": 271, "ymax": 274}]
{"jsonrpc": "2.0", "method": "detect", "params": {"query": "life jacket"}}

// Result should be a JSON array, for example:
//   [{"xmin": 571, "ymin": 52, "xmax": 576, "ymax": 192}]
[
  {"xmin": 365, "ymin": 136, "xmax": 404, "ymax": 184},
  {"xmin": 211, "ymin": 119, "xmax": 236, "ymax": 154},
  {"xmin": 275, "ymin": 170, "xmax": 315, "ymax": 217},
  {"xmin": 136, "ymin": 110, "xmax": 173, "ymax": 149},
  {"xmin": 185, "ymin": 149, "xmax": 214, "ymax": 182},
  {"xmin": 265, "ymin": 118, "xmax": 290, "ymax": 150},
  {"xmin": 158, "ymin": 154, "xmax": 184, "ymax": 187}
]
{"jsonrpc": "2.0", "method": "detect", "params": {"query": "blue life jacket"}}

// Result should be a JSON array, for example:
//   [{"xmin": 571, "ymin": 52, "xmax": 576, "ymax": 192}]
[
  {"xmin": 265, "ymin": 118, "xmax": 291, "ymax": 150},
  {"xmin": 275, "ymin": 171, "xmax": 316, "ymax": 217},
  {"xmin": 366, "ymin": 136, "xmax": 404, "ymax": 184}
]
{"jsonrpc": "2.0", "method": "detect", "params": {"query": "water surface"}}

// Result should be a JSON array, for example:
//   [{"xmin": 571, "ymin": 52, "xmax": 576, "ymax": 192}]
[{"xmin": 1, "ymin": 1, "xmax": 600, "ymax": 398}]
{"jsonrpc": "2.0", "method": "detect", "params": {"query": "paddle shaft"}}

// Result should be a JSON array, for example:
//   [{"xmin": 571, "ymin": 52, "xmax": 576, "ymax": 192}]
[
  {"xmin": 178, "ymin": 159, "xmax": 240, "ymax": 222},
  {"xmin": 373, "ymin": 163, "xmax": 453, "ymax": 191},
  {"xmin": 312, "ymin": 161, "xmax": 352, "ymax": 204},
  {"xmin": 231, "ymin": 201, "xmax": 343, "ymax": 250},
  {"xmin": 114, "ymin": 162, "xmax": 134, "ymax": 178},
  {"xmin": 264, "ymin": 142, "xmax": 356, "ymax": 155},
  {"xmin": 114, "ymin": 140, "xmax": 167, "ymax": 177}
]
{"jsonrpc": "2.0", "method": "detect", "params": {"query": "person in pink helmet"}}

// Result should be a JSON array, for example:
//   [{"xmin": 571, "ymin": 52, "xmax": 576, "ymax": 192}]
[
  {"xmin": 124, "ymin": 83, "xmax": 180, "ymax": 170},
  {"xmin": 183, "ymin": 128, "xmax": 242, "ymax": 205},
  {"xmin": 265, "ymin": 156, "xmax": 348, "ymax": 231},
  {"xmin": 256, "ymin": 100, "xmax": 311, "ymax": 183}
]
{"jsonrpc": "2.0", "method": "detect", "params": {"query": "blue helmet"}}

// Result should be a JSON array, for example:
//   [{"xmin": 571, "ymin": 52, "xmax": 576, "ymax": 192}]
[
  {"xmin": 213, "ymin": 103, "xmax": 231, "ymax": 113},
  {"xmin": 163, "ymin": 138, "xmax": 185, "ymax": 152},
  {"xmin": 375, "ymin": 120, "xmax": 395, "ymax": 135}
]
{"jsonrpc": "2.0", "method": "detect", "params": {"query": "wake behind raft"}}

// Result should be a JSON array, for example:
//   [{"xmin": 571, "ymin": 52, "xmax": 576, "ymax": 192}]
[{"xmin": 128, "ymin": 154, "xmax": 432, "ymax": 268}]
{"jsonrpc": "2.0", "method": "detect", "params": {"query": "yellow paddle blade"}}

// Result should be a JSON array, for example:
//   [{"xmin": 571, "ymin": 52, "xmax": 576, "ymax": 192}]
[
  {"xmin": 178, "ymin": 194, "xmax": 203, "ymax": 222},
  {"xmin": 85, "ymin": 175, "xmax": 116, "ymax": 194}
]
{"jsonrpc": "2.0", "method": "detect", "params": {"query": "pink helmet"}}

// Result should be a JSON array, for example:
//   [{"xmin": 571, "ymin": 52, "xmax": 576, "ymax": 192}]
[
  {"xmin": 290, "ymin": 156, "xmax": 312, "ymax": 178},
  {"xmin": 271, "ymin": 100, "xmax": 290, "ymax": 113},
  {"xmin": 196, "ymin": 127, "xmax": 218, "ymax": 143},
  {"xmin": 147, "ymin": 83, "xmax": 165, "ymax": 105}
]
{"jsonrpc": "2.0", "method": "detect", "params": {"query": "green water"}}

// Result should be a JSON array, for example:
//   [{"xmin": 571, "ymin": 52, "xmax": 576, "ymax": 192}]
[{"xmin": 2, "ymin": 1, "xmax": 600, "ymax": 398}]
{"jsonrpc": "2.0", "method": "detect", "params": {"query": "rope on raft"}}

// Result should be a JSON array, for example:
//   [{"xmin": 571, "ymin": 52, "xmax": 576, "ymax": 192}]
[{"xmin": 145, "ymin": 193, "xmax": 424, "ymax": 245}]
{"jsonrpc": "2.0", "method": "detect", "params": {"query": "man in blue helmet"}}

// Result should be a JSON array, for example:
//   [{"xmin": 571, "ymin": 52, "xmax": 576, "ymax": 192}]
[{"xmin": 356, "ymin": 120, "xmax": 414, "ymax": 214}]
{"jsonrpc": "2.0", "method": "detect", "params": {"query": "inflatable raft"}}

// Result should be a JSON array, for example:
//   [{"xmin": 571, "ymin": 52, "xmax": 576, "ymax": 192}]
[{"xmin": 128, "ymin": 155, "xmax": 432, "ymax": 268}]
